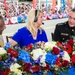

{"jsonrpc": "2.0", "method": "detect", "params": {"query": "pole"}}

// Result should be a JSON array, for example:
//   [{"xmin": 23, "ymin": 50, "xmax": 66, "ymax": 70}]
[
  {"xmin": 57, "ymin": 0, "xmax": 61, "ymax": 11},
  {"xmin": 46, "ymin": 0, "xmax": 48, "ymax": 13},
  {"xmin": 38, "ymin": 0, "xmax": 40, "ymax": 9}
]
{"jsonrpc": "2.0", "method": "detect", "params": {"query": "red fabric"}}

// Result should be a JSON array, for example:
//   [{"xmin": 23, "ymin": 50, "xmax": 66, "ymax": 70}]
[
  {"xmin": 32, "ymin": 0, "xmax": 37, "ymax": 9},
  {"xmin": 52, "ymin": 0, "xmax": 56, "ymax": 12}
]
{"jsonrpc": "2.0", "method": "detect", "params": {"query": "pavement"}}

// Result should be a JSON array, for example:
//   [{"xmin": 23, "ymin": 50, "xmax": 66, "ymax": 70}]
[{"xmin": 3, "ymin": 18, "xmax": 68, "ymax": 44}]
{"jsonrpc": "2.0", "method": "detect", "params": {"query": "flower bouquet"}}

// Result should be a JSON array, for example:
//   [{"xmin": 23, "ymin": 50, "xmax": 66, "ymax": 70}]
[{"xmin": 0, "ymin": 39, "xmax": 75, "ymax": 75}]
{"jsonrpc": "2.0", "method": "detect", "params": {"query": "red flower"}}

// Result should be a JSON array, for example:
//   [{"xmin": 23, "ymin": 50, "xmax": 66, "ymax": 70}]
[
  {"xmin": 21, "ymin": 63, "xmax": 31, "ymax": 72},
  {"xmin": 62, "ymin": 60, "xmax": 68, "ymax": 67},
  {"xmin": 56, "ymin": 58, "xmax": 62, "ymax": 68},
  {"xmin": 52, "ymin": 47, "xmax": 60, "ymax": 55},
  {"xmin": 0, "ymin": 68, "xmax": 10, "ymax": 75},
  {"xmin": 7, "ymin": 48, "xmax": 18, "ymax": 57},
  {"xmin": 43, "ymin": 63, "xmax": 50, "ymax": 70},
  {"xmin": 25, "ymin": 44, "xmax": 33, "ymax": 51},
  {"xmin": 68, "ymin": 39, "xmax": 74, "ymax": 46},
  {"xmin": 1, "ymin": 72, "xmax": 8, "ymax": 75},
  {"xmin": 71, "ymin": 54, "xmax": 75, "ymax": 64},
  {"xmin": 63, "ymin": 44, "xmax": 73, "ymax": 54},
  {"xmin": 31, "ymin": 65, "xmax": 41, "ymax": 72},
  {"xmin": 5, "ymin": 68, "xmax": 10, "ymax": 73},
  {"xmin": 57, "ymin": 42, "xmax": 63, "ymax": 48}
]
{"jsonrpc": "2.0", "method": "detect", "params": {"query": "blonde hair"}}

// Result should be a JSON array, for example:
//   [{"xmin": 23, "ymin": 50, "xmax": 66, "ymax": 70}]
[{"xmin": 26, "ymin": 9, "xmax": 43, "ymax": 37}]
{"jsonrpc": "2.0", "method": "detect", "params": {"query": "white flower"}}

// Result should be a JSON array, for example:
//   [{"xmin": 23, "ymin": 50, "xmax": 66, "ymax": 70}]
[
  {"xmin": 0, "ymin": 47, "xmax": 7, "ymax": 55},
  {"xmin": 62, "ymin": 51, "xmax": 70, "ymax": 62},
  {"xmin": 43, "ymin": 41, "xmax": 57, "ymax": 51},
  {"xmin": 40, "ymin": 54, "xmax": 46, "ymax": 67},
  {"xmin": 72, "ymin": 51, "xmax": 75, "ymax": 54},
  {"xmin": 31, "ymin": 48, "xmax": 46, "ymax": 60},
  {"xmin": 10, "ymin": 63, "xmax": 22, "ymax": 75}
]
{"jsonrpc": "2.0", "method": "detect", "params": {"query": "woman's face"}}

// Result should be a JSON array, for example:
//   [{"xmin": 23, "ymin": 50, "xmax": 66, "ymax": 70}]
[{"xmin": 36, "ymin": 13, "xmax": 44, "ymax": 27}]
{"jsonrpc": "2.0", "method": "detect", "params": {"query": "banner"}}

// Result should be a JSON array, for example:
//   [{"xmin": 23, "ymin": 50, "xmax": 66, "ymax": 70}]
[
  {"xmin": 52, "ymin": 0, "xmax": 56, "ymax": 12},
  {"xmin": 32, "ymin": 0, "xmax": 37, "ymax": 9}
]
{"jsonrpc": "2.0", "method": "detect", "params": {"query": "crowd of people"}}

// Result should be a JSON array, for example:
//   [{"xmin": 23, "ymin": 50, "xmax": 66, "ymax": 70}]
[{"xmin": 0, "ymin": 1, "xmax": 69, "ymax": 25}]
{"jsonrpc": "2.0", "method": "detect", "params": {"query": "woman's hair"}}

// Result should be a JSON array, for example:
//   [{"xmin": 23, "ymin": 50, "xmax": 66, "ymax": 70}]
[
  {"xmin": 0, "ymin": 16, "xmax": 5, "ymax": 27},
  {"xmin": 26, "ymin": 9, "xmax": 43, "ymax": 36},
  {"xmin": 0, "ymin": 16, "xmax": 5, "ymax": 34}
]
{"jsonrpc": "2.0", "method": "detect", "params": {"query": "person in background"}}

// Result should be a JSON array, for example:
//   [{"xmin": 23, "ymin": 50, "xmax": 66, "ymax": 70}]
[
  {"xmin": 53, "ymin": 8, "xmax": 75, "ymax": 42},
  {"xmin": 10, "ymin": 9, "xmax": 48, "ymax": 48},
  {"xmin": 65, "ymin": 6, "xmax": 72, "ymax": 16},
  {"xmin": 0, "ymin": 16, "xmax": 6, "ymax": 47}
]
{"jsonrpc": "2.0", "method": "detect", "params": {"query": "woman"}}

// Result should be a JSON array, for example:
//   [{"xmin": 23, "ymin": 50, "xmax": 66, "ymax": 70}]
[{"xmin": 10, "ymin": 9, "xmax": 48, "ymax": 48}]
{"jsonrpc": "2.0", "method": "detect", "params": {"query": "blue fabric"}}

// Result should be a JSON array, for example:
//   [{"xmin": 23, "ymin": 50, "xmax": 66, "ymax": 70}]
[
  {"xmin": 22, "ymin": 14, "xmax": 27, "ymax": 21},
  {"xmin": 17, "ymin": 16, "xmax": 22, "ymax": 23},
  {"xmin": 12, "ymin": 27, "xmax": 48, "ymax": 48},
  {"xmin": 23, "ymin": 15, "xmax": 27, "ymax": 21}
]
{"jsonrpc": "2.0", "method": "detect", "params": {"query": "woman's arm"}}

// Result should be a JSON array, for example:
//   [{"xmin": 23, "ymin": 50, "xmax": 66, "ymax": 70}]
[{"xmin": 10, "ymin": 39, "xmax": 18, "ymax": 46}]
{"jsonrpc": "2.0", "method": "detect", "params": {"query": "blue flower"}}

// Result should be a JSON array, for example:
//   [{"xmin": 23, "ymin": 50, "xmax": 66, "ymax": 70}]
[
  {"xmin": 18, "ymin": 50, "xmax": 31, "ymax": 63},
  {"xmin": 45, "ymin": 52, "xmax": 58, "ymax": 67},
  {"xmin": 4, "ymin": 42, "xmax": 11, "ymax": 49}
]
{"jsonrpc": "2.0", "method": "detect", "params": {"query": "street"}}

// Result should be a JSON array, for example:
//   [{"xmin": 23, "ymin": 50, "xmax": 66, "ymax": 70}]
[{"xmin": 3, "ymin": 18, "xmax": 68, "ymax": 43}]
